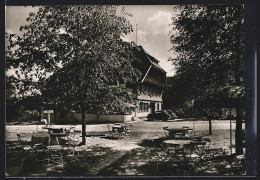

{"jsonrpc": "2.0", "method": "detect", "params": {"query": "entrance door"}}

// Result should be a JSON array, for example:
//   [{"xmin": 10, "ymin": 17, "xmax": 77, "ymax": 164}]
[{"xmin": 150, "ymin": 102, "xmax": 155, "ymax": 113}]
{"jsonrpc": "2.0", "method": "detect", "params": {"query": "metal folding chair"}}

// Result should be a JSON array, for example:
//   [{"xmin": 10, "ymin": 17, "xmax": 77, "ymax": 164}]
[
  {"xmin": 46, "ymin": 144, "xmax": 64, "ymax": 164},
  {"xmin": 63, "ymin": 130, "xmax": 81, "ymax": 156},
  {"xmin": 187, "ymin": 128, "xmax": 194, "ymax": 136},
  {"xmin": 107, "ymin": 124, "xmax": 121, "ymax": 139},
  {"xmin": 16, "ymin": 134, "xmax": 38, "ymax": 167},
  {"xmin": 163, "ymin": 127, "xmax": 169, "ymax": 136},
  {"xmin": 31, "ymin": 143, "xmax": 48, "ymax": 164},
  {"xmin": 17, "ymin": 134, "xmax": 31, "ymax": 151},
  {"xmin": 190, "ymin": 138, "xmax": 211, "ymax": 161},
  {"xmin": 73, "ymin": 130, "xmax": 81, "ymax": 142}
]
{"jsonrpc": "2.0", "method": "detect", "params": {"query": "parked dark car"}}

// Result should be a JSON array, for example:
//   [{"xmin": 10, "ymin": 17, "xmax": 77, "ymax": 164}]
[
  {"xmin": 166, "ymin": 110, "xmax": 177, "ymax": 119},
  {"xmin": 147, "ymin": 110, "xmax": 171, "ymax": 121}
]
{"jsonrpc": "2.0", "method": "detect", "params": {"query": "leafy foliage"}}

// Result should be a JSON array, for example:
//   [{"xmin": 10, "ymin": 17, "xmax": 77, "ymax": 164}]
[
  {"xmin": 6, "ymin": 5, "xmax": 141, "ymax": 144},
  {"xmin": 6, "ymin": 5, "xmax": 140, "ymax": 111},
  {"xmin": 169, "ymin": 5, "xmax": 245, "ymax": 98},
  {"xmin": 163, "ymin": 76, "xmax": 193, "ymax": 117}
]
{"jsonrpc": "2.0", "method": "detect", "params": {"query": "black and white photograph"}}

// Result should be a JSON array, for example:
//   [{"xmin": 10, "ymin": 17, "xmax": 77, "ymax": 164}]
[{"xmin": 4, "ymin": 2, "xmax": 256, "ymax": 177}]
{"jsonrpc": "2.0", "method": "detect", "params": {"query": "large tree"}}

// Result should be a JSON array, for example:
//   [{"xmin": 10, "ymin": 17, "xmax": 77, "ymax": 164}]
[
  {"xmin": 169, "ymin": 5, "xmax": 245, "ymax": 154},
  {"xmin": 6, "ymin": 5, "xmax": 140, "ymax": 145}
]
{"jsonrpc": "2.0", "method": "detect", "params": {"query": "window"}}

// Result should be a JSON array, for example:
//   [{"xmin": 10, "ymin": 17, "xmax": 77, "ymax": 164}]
[
  {"xmin": 144, "ymin": 103, "xmax": 148, "ymax": 111},
  {"xmin": 139, "ymin": 102, "xmax": 149, "ymax": 112}
]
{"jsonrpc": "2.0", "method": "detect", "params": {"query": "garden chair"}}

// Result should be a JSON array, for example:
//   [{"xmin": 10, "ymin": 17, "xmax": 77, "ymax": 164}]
[
  {"xmin": 17, "ymin": 134, "xmax": 31, "ymax": 151},
  {"xmin": 129, "ymin": 124, "xmax": 134, "ymax": 131},
  {"xmin": 107, "ymin": 124, "xmax": 116, "ymax": 138},
  {"xmin": 31, "ymin": 142, "xmax": 48, "ymax": 164},
  {"xmin": 122, "ymin": 126, "xmax": 130, "ymax": 136},
  {"xmin": 16, "ymin": 134, "xmax": 40, "ymax": 167},
  {"xmin": 117, "ymin": 126, "xmax": 127, "ymax": 138},
  {"xmin": 107, "ymin": 124, "xmax": 123, "ymax": 139},
  {"xmin": 69, "ymin": 125, "xmax": 76, "ymax": 132},
  {"xmin": 16, "ymin": 134, "xmax": 23, "ymax": 149},
  {"xmin": 73, "ymin": 130, "xmax": 81, "ymax": 142},
  {"xmin": 126, "ymin": 124, "xmax": 134, "ymax": 137},
  {"xmin": 66, "ymin": 128, "xmax": 80, "ymax": 141},
  {"xmin": 29, "ymin": 132, "xmax": 51, "ymax": 164},
  {"xmin": 163, "ymin": 127, "xmax": 169, "ymax": 136},
  {"xmin": 62, "ymin": 130, "xmax": 82, "ymax": 156},
  {"xmin": 189, "ymin": 138, "xmax": 212, "ymax": 166},
  {"xmin": 64, "ymin": 128, "xmax": 75, "ymax": 141},
  {"xmin": 123, "ymin": 124, "xmax": 134, "ymax": 135},
  {"xmin": 46, "ymin": 144, "xmax": 64, "ymax": 164},
  {"xmin": 187, "ymin": 128, "xmax": 193, "ymax": 136}
]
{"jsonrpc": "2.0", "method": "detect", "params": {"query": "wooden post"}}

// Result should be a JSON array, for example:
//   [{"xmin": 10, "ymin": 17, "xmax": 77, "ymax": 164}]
[
  {"xmin": 40, "ymin": 107, "xmax": 44, "ymax": 120},
  {"xmin": 48, "ymin": 113, "xmax": 51, "ymax": 124},
  {"xmin": 209, "ymin": 118, "xmax": 212, "ymax": 135}
]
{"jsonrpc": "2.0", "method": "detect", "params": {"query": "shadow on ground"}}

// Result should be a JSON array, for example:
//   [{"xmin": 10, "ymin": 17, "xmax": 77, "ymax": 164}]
[{"xmin": 6, "ymin": 134, "xmax": 245, "ymax": 176}]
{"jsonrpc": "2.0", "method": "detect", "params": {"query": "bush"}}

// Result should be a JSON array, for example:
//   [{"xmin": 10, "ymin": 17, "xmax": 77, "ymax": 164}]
[{"xmin": 17, "ymin": 111, "xmax": 41, "ymax": 122}]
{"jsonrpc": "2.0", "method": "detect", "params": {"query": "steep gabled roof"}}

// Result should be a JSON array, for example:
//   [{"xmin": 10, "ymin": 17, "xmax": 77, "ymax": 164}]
[
  {"xmin": 132, "ymin": 45, "xmax": 166, "ymax": 87},
  {"xmin": 137, "ymin": 46, "xmax": 166, "ymax": 73}
]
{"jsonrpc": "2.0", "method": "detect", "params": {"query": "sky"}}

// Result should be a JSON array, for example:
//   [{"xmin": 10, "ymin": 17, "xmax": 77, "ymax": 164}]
[{"xmin": 5, "ymin": 5, "xmax": 178, "ymax": 77}]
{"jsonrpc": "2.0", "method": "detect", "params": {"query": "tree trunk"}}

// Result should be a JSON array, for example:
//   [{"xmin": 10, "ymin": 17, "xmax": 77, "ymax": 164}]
[
  {"xmin": 234, "ymin": 53, "xmax": 243, "ymax": 155},
  {"xmin": 81, "ymin": 110, "xmax": 86, "ymax": 145},
  {"xmin": 209, "ymin": 118, "xmax": 212, "ymax": 135},
  {"xmin": 235, "ymin": 104, "xmax": 243, "ymax": 155}
]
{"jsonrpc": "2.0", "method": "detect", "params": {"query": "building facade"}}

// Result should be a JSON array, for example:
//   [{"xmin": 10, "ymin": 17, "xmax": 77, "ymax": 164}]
[{"xmin": 132, "ymin": 45, "xmax": 167, "ymax": 118}]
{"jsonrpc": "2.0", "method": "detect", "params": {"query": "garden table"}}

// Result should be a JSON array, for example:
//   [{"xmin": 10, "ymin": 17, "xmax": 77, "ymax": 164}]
[
  {"xmin": 161, "ymin": 139, "xmax": 192, "ymax": 151},
  {"xmin": 160, "ymin": 139, "xmax": 196, "ymax": 156},
  {"xmin": 112, "ymin": 125, "xmax": 123, "ymax": 132},
  {"xmin": 161, "ymin": 139, "xmax": 210, "ymax": 158},
  {"xmin": 163, "ymin": 128, "xmax": 188, "ymax": 138},
  {"xmin": 49, "ymin": 133, "xmax": 67, "ymax": 145},
  {"xmin": 107, "ymin": 124, "xmax": 129, "ymax": 139},
  {"xmin": 31, "ymin": 133, "xmax": 50, "ymax": 146},
  {"xmin": 42, "ymin": 126, "xmax": 64, "ymax": 133}
]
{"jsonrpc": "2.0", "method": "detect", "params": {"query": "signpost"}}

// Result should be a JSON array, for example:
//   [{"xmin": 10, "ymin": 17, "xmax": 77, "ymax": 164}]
[{"xmin": 43, "ymin": 110, "xmax": 54, "ymax": 124}]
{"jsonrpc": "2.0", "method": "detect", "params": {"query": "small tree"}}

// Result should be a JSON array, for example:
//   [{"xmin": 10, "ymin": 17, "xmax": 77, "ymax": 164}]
[{"xmin": 6, "ymin": 5, "xmax": 140, "ymax": 145}]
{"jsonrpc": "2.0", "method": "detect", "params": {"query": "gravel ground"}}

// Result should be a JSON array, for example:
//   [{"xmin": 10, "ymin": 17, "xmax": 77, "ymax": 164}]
[
  {"xmin": 5, "ymin": 119, "xmax": 246, "ymax": 176},
  {"xmin": 6, "ymin": 119, "xmax": 244, "ymax": 153}
]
